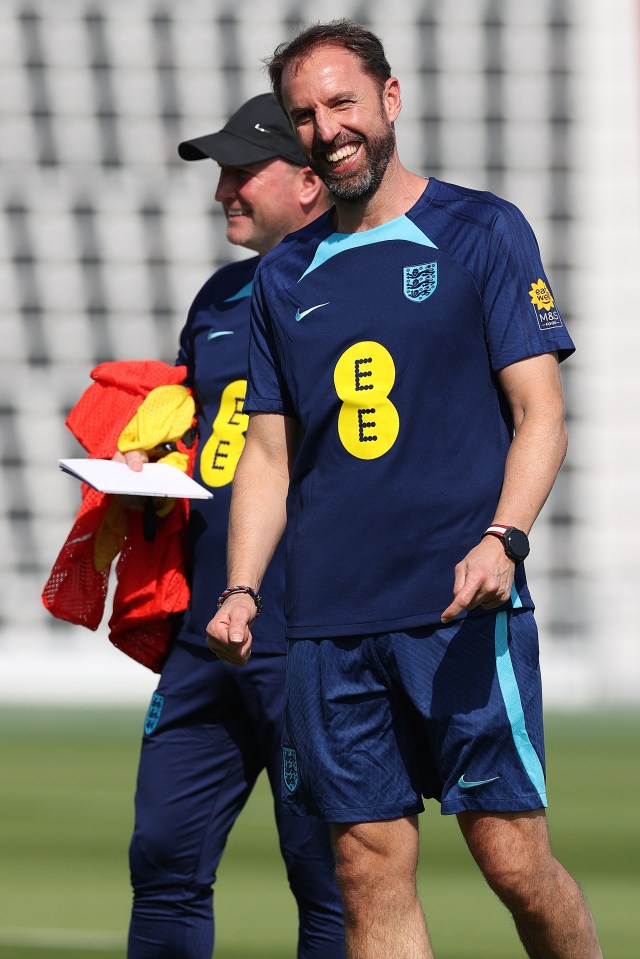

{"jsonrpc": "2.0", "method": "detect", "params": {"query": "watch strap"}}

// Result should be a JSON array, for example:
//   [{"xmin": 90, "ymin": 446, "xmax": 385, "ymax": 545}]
[{"xmin": 484, "ymin": 524, "xmax": 509, "ymax": 538}]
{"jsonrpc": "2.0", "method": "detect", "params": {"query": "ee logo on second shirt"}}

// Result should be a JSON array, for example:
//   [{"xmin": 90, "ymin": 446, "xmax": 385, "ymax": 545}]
[
  {"xmin": 200, "ymin": 379, "xmax": 248, "ymax": 487},
  {"xmin": 334, "ymin": 341, "xmax": 399, "ymax": 460}
]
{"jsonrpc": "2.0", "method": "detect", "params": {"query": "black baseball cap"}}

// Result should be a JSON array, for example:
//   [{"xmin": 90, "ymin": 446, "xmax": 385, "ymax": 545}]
[{"xmin": 178, "ymin": 93, "xmax": 305, "ymax": 167}]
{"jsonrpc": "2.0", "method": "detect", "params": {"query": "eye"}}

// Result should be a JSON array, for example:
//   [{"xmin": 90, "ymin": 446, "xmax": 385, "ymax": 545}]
[
  {"xmin": 291, "ymin": 112, "xmax": 312, "ymax": 128},
  {"xmin": 219, "ymin": 165, "xmax": 252, "ymax": 181},
  {"xmin": 229, "ymin": 167, "xmax": 257, "ymax": 183}
]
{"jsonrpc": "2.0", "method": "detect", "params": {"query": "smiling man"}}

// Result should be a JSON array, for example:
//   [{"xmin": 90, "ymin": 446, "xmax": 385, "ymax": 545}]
[
  {"xmin": 206, "ymin": 22, "xmax": 602, "ymax": 959},
  {"xmin": 122, "ymin": 94, "xmax": 342, "ymax": 959}
]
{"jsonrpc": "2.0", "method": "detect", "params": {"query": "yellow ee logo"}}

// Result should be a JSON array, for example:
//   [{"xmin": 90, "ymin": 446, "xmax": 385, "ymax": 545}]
[
  {"xmin": 199, "ymin": 379, "xmax": 248, "ymax": 487},
  {"xmin": 334, "ymin": 341, "xmax": 399, "ymax": 460},
  {"xmin": 528, "ymin": 279, "xmax": 554, "ymax": 311}
]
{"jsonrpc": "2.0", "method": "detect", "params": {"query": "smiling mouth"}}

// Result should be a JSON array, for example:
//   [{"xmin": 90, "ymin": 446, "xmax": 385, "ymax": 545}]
[
  {"xmin": 226, "ymin": 208, "xmax": 251, "ymax": 219},
  {"xmin": 326, "ymin": 144, "xmax": 359, "ymax": 164}
]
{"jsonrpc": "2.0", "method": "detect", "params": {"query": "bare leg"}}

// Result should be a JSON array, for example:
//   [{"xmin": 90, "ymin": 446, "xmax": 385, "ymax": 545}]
[
  {"xmin": 331, "ymin": 816, "xmax": 434, "ymax": 959},
  {"xmin": 458, "ymin": 809, "xmax": 602, "ymax": 959}
]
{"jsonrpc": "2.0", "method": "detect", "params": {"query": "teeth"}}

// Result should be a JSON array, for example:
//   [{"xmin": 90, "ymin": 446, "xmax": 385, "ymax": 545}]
[
  {"xmin": 326, "ymin": 145, "xmax": 358, "ymax": 163},
  {"xmin": 227, "ymin": 209, "xmax": 250, "ymax": 217}
]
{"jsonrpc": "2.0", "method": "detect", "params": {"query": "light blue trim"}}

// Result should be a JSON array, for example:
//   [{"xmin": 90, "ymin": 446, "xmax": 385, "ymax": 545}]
[
  {"xmin": 299, "ymin": 215, "xmax": 437, "ymax": 281},
  {"xmin": 494, "ymin": 612, "xmax": 547, "ymax": 806},
  {"xmin": 510, "ymin": 584, "xmax": 523, "ymax": 609},
  {"xmin": 224, "ymin": 280, "xmax": 253, "ymax": 302}
]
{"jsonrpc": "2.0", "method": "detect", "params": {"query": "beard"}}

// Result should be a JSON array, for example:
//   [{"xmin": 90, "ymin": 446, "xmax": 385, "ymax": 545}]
[{"xmin": 311, "ymin": 124, "xmax": 396, "ymax": 203}]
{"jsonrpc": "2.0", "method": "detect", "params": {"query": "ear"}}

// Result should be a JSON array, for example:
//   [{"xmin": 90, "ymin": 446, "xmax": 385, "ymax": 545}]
[
  {"xmin": 297, "ymin": 166, "xmax": 325, "ymax": 209},
  {"xmin": 383, "ymin": 76, "xmax": 402, "ymax": 124}
]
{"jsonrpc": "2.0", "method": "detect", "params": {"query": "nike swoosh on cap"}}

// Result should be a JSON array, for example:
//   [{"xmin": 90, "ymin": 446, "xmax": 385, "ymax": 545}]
[
  {"xmin": 458, "ymin": 774, "xmax": 500, "ymax": 789},
  {"xmin": 295, "ymin": 302, "xmax": 330, "ymax": 322}
]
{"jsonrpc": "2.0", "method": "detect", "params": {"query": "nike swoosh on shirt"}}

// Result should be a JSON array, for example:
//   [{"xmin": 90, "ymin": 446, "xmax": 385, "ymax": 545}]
[
  {"xmin": 207, "ymin": 329, "xmax": 234, "ymax": 340},
  {"xmin": 295, "ymin": 302, "xmax": 330, "ymax": 322},
  {"xmin": 458, "ymin": 775, "xmax": 500, "ymax": 790}
]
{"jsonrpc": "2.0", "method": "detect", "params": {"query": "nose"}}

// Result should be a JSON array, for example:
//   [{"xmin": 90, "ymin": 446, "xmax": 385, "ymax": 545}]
[
  {"xmin": 313, "ymin": 107, "xmax": 342, "ymax": 147},
  {"xmin": 215, "ymin": 167, "xmax": 240, "ymax": 203}
]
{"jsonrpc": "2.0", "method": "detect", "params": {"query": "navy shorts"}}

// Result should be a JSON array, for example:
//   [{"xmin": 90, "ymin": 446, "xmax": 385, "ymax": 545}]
[{"xmin": 281, "ymin": 610, "xmax": 547, "ymax": 821}]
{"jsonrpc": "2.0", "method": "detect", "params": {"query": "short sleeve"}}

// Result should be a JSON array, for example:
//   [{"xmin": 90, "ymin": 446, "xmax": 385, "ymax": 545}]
[
  {"xmin": 244, "ymin": 264, "xmax": 295, "ymax": 416},
  {"xmin": 482, "ymin": 203, "xmax": 575, "ymax": 371}
]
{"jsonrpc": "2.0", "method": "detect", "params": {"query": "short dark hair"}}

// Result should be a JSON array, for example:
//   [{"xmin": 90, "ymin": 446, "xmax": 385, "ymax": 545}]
[{"xmin": 266, "ymin": 19, "xmax": 392, "ymax": 110}]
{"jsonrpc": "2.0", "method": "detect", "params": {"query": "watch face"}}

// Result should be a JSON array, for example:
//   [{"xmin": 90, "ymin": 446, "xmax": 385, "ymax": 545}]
[{"xmin": 505, "ymin": 527, "xmax": 530, "ymax": 562}]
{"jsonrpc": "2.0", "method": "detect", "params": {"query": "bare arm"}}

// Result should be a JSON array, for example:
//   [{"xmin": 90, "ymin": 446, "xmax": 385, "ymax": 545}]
[
  {"xmin": 441, "ymin": 351, "xmax": 568, "ymax": 623},
  {"xmin": 205, "ymin": 411, "xmax": 299, "ymax": 664}
]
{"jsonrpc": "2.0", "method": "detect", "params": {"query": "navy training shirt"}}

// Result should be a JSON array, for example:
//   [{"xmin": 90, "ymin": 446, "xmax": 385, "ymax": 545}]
[
  {"xmin": 176, "ymin": 256, "xmax": 286, "ymax": 653},
  {"xmin": 244, "ymin": 178, "xmax": 575, "ymax": 639}
]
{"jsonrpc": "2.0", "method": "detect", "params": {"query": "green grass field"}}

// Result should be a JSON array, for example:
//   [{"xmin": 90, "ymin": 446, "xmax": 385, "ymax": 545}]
[{"xmin": 0, "ymin": 706, "xmax": 637, "ymax": 958}]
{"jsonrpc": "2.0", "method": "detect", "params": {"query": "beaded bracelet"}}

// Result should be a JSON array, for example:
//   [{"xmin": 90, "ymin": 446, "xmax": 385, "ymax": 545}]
[{"xmin": 216, "ymin": 584, "xmax": 263, "ymax": 616}]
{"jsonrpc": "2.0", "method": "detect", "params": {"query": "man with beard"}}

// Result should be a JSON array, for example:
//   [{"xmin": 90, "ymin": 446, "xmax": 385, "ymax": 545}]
[{"xmin": 205, "ymin": 21, "xmax": 603, "ymax": 959}]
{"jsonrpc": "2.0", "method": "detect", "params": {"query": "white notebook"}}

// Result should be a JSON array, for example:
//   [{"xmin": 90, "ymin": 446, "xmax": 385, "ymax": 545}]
[{"xmin": 59, "ymin": 458, "xmax": 213, "ymax": 499}]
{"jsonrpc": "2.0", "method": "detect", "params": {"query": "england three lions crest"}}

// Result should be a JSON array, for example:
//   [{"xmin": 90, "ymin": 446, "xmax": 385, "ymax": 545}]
[
  {"xmin": 144, "ymin": 692, "xmax": 165, "ymax": 735},
  {"xmin": 282, "ymin": 746, "xmax": 299, "ymax": 793},
  {"xmin": 403, "ymin": 262, "xmax": 438, "ymax": 303}
]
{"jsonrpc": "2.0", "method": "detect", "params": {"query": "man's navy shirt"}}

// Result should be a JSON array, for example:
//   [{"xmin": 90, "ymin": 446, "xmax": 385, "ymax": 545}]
[
  {"xmin": 244, "ymin": 178, "xmax": 575, "ymax": 639},
  {"xmin": 177, "ymin": 255, "xmax": 285, "ymax": 652}
]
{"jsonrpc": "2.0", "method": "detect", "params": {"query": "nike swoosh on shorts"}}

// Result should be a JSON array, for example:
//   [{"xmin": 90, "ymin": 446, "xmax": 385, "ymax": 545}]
[{"xmin": 458, "ymin": 774, "xmax": 500, "ymax": 789}]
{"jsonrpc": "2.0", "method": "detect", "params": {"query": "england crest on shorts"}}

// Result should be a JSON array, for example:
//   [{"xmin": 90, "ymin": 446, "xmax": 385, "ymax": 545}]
[
  {"xmin": 144, "ymin": 692, "xmax": 165, "ymax": 735},
  {"xmin": 403, "ymin": 262, "xmax": 438, "ymax": 303},
  {"xmin": 282, "ymin": 746, "xmax": 299, "ymax": 792}
]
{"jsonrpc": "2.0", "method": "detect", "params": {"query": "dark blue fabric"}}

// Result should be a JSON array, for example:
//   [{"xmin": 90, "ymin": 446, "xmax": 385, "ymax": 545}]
[
  {"xmin": 128, "ymin": 641, "xmax": 344, "ymax": 958},
  {"xmin": 245, "ymin": 178, "xmax": 574, "ymax": 638},
  {"xmin": 281, "ymin": 611, "xmax": 545, "ymax": 822},
  {"xmin": 128, "ymin": 259, "xmax": 343, "ymax": 957},
  {"xmin": 176, "ymin": 256, "xmax": 285, "ymax": 653}
]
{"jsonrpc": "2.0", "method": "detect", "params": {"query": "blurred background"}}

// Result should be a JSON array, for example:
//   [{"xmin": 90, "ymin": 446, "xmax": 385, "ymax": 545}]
[
  {"xmin": 2, "ymin": 0, "xmax": 640, "ymax": 709},
  {"xmin": 0, "ymin": 1, "xmax": 639, "ymax": 957},
  {"xmin": 0, "ymin": 0, "xmax": 638, "ymax": 709},
  {"xmin": 2, "ymin": 0, "xmax": 639, "ymax": 706},
  {"xmin": 1, "ymin": 0, "xmax": 639, "ymax": 707}
]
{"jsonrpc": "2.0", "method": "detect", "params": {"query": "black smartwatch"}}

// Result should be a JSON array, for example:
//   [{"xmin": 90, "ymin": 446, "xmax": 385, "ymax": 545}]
[{"xmin": 483, "ymin": 524, "xmax": 530, "ymax": 564}]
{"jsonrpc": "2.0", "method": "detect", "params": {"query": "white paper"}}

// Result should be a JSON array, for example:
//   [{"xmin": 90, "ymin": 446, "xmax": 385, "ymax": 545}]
[{"xmin": 59, "ymin": 458, "xmax": 213, "ymax": 499}]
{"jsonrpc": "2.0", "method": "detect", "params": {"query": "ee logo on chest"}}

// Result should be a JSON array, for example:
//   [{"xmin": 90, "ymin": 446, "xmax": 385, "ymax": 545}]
[{"xmin": 334, "ymin": 341, "xmax": 399, "ymax": 460}]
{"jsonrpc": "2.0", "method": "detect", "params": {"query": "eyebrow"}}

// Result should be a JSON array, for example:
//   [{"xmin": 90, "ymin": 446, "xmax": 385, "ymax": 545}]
[{"xmin": 289, "ymin": 91, "xmax": 357, "ymax": 120}]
